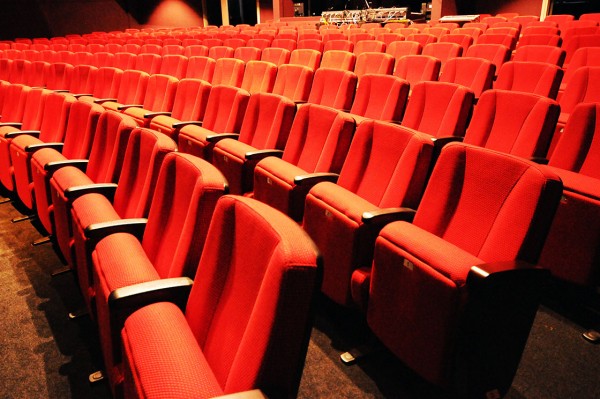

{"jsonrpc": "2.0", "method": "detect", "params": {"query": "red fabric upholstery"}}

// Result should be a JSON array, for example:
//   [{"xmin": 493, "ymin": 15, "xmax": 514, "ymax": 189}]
[
  {"xmin": 393, "ymin": 55, "xmax": 441, "ymax": 86},
  {"xmin": 386, "ymin": 41, "xmax": 423, "ymax": 65},
  {"xmin": 45, "ymin": 62, "xmax": 74, "ymax": 91},
  {"xmin": 323, "ymin": 39, "xmax": 353, "ymax": 53},
  {"xmin": 122, "ymin": 74, "xmax": 179, "ymax": 127},
  {"xmin": 540, "ymin": 103, "xmax": 600, "ymax": 284},
  {"xmin": 494, "ymin": 61, "xmax": 563, "ymax": 99},
  {"xmin": 401, "ymin": 81, "xmax": 474, "ymax": 138},
  {"xmin": 71, "ymin": 128, "xmax": 176, "ymax": 312},
  {"xmin": 184, "ymin": 45, "xmax": 209, "ymax": 58},
  {"xmin": 233, "ymin": 46, "xmax": 262, "ymax": 63},
  {"xmin": 353, "ymin": 40, "xmax": 385, "ymax": 55},
  {"xmin": 208, "ymin": 45, "xmax": 234, "ymax": 60},
  {"xmin": 320, "ymin": 50, "xmax": 356, "ymax": 71},
  {"xmin": 185, "ymin": 56, "xmax": 216, "ymax": 81},
  {"xmin": 92, "ymin": 152, "xmax": 228, "ymax": 393},
  {"xmin": 439, "ymin": 57, "xmax": 494, "ymax": 99},
  {"xmin": 272, "ymin": 64, "xmax": 314, "ymax": 102},
  {"xmin": 303, "ymin": 121, "xmax": 433, "ymax": 305},
  {"xmin": 439, "ymin": 33, "xmax": 474, "ymax": 53},
  {"xmin": 297, "ymin": 38, "xmax": 324, "ymax": 52},
  {"xmin": 122, "ymin": 195, "xmax": 320, "ymax": 398},
  {"xmin": 212, "ymin": 93, "xmax": 296, "ymax": 194},
  {"xmin": 406, "ymin": 33, "xmax": 438, "ymax": 47},
  {"xmin": 464, "ymin": 89, "xmax": 560, "ymax": 158},
  {"xmin": 178, "ymin": 85, "xmax": 250, "ymax": 160},
  {"xmin": 561, "ymin": 47, "xmax": 600, "ymax": 92},
  {"xmin": 159, "ymin": 54, "xmax": 188, "ymax": 79},
  {"xmin": 134, "ymin": 53, "xmax": 161, "ymax": 74},
  {"xmin": 512, "ymin": 45, "xmax": 566, "ymax": 67},
  {"xmin": 516, "ymin": 34, "xmax": 562, "ymax": 48},
  {"xmin": 100, "ymin": 69, "xmax": 149, "ymax": 112},
  {"xmin": 78, "ymin": 67, "xmax": 123, "ymax": 103},
  {"xmin": 149, "ymin": 78, "xmax": 212, "ymax": 141},
  {"xmin": 112, "ymin": 52, "xmax": 137, "ymax": 70},
  {"xmin": 307, "ymin": 68, "xmax": 357, "ymax": 111},
  {"xmin": 465, "ymin": 44, "xmax": 511, "ymax": 76},
  {"xmin": 349, "ymin": 74, "xmax": 409, "ymax": 123},
  {"xmin": 240, "ymin": 60, "xmax": 277, "ymax": 94},
  {"xmin": 253, "ymin": 104, "xmax": 355, "ymax": 221},
  {"xmin": 211, "ymin": 58, "xmax": 245, "ymax": 87},
  {"xmin": 365, "ymin": 142, "xmax": 562, "ymax": 389},
  {"xmin": 260, "ymin": 47, "xmax": 291, "ymax": 66},
  {"xmin": 50, "ymin": 111, "xmax": 137, "ymax": 264},
  {"xmin": 353, "ymin": 52, "xmax": 394, "ymax": 78},
  {"xmin": 422, "ymin": 42, "xmax": 463, "ymax": 66}
]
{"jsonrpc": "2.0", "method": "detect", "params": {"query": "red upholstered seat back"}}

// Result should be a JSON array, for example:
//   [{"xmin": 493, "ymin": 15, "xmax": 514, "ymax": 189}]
[
  {"xmin": 112, "ymin": 128, "xmax": 176, "ymax": 219},
  {"xmin": 185, "ymin": 56, "xmax": 216, "ymax": 81},
  {"xmin": 439, "ymin": 57, "xmax": 495, "ymax": 98},
  {"xmin": 185, "ymin": 195, "xmax": 319, "ymax": 396},
  {"xmin": 46, "ymin": 62, "xmax": 73, "ymax": 91},
  {"xmin": 28, "ymin": 61, "xmax": 50, "ymax": 87},
  {"xmin": 184, "ymin": 44, "xmax": 209, "ymax": 58},
  {"xmin": 134, "ymin": 52, "xmax": 161, "ymax": 74},
  {"xmin": 159, "ymin": 54, "xmax": 188, "ymax": 79},
  {"xmin": 69, "ymin": 64, "xmax": 97, "ymax": 94},
  {"xmin": 61, "ymin": 100, "xmax": 104, "ymax": 159},
  {"xmin": 320, "ymin": 50, "xmax": 356, "ymax": 71},
  {"xmin": 494, "ymin": 61, "xmax": 563, "ymax": 99},
  {"xmin": 142, "ymin": 153, "xmax": 227, "ymax": 279},
  {"xmin": 289, "ymin": 48, "xmax": 321, "ymax": 69},
  {"xmin": 168, "ymin": 78, "xmax": 211, "ymax": 122},
  {"xmin": 354, "ymin": 52, "xmax": 394, "ymax": 78},
  {"xmin": 281, "ymin": 103, "xmax": 355, "ymax": 173},
  {"xmin": 37, "ymin": 92, "xmax": 75, "ymax": 142},
  {"xmin": 86, "ymin": 110, "xmax": 137, "ymax": 183},
  {"xmin": 91, "ymin": 67, "xmax": 123, "ymax": 99},
  {"xmin": 272, "ymin": 64, "xmax": 314, "ymax": 102},
  {"xmin": 260, "ymin": 47, "xmax": 290, "ymax": 66},
  {"xmin": 8, "ymin": 59, "xmax": 32, "ymax": 84},
  {"xmin": 115, "ymin": 69, "xmax": 149, "ymax": 104},
  {"xmin": 237, "ymin": 92, "xmax": 295, "ymax": 150},
  {"xmin": 240, "ymin": 60, "xmax": 277, "ymax": 94},
  {"xmin": 393, "ymin": 55, "xmax": 441, "ymax": 85},
  {"xmin": 212, "ymin": 58, "xmax": 245, "ymax": 87},
  {"xmin": 465, "ymin": 44, "xmax": 511, "ymax": 74},
  {"xmin": 512, "ymin": 45, "xmax": 565, "ymax": 67},
  {"xmin": 549, "ymin": 103, "xmax": 600, "ymax": 179},
  {"xmin": 353, "ymin": 40, "xmax": 385, "ymax": 55},
  {"xmin": 562, "ymin": 47, "xmax": 600, "ymax": 88},
  {"xmin": 208, "ymin": 45, "xmax": 234, "ymax": 60},
  {"xmin": 349, "ymin": 74, "xmax": 409, "ymax": 121},
  {"xmin": 560, "ymin": 66, "xmax": 600, "ymax": 117},
  {"xmin": 233, "ymin": 46, "xmax": 261, "ymax": 63},
  {"xmin": 0, "ymin": 84, "xmax": 29, "ymax": 123},
  {"xmin": 307, "ymin": 68, "xmax": 357, "ymax": 110},
  {"xmin": 422, "ymin": 42, "xmax": 463, "ymax": 65},
  {"xmin": 464, "ymin": 89, "xmax": 560, "ymax": 158},
  {"xmin": 140, "ymin": 73, "xmax": 178, "ymax": 112},
  {"xmin": 413, "ymin": 142, "xmax": 562, "ymax": 263},
  {"xmin": 16, "ymin": 88, "xmax": 48, "ymax": 130},
  {"xmin": 402, "ymin": 81, "xmax": 474, "ymax": 138},
  {"xmin": 113, "ymin": 52, "xmax": 137, "ymax": 70},
  {"xmin": 337, "ymin": 120, "xmax": 433, "ymax": 209},
  {"xmin": 202, "ymin": 85, "xmax": 250, "ymax": 133}
]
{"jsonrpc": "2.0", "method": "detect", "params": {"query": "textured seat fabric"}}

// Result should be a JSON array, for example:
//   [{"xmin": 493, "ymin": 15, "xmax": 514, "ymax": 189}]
[
  {"xmin": 289, "ymin": 48, "xmax": 321, "ymax": 69},
  {"xmin": 348, "ymin": 74, "xmax": 409, "ymax": 123},
  {"xmin": 439, "ymin": 57, "xmax": 495, "ymax": 98},
  {"xmin": 494, "ymin": 61, "xmax": 563, "ymax": 99},
  {"xmin": 92, "ymin": 152, "xmax": 228, "ymax": 394},
  {"xmin": 121, "ymin": 195, "xmax": 320, "ymax": 399},
  {"xmin": 353, "ymin": 52, "xmax": 394, "ymax": 78},
  {"xmin": 307, "ymin": 68, "xmax": 357, "ymax": 111},
  {"xmin": 393, "ymin": 55, "xmax": 441, "ymax": 86},
  {"xmin": 422, "ymin": 42, "xmax": 463, "ymax": 66},
  {"xmin": 253, "ymin": 103, "xmax": 355, "ymax": 221},
  {"xmin": 50, "ymin": 111, "xmax": 137, "ymax": 265},
  {"xmin": 272, "ymin": 64, "xmax": 314, "ymax": 103},
  {"xmin": 320, "ymin": 50, "xmax": 356, "ymax": 71},
  {"xmin": 31, "ymin": 101, "xmax": 103, "ymax": 233},
  {"xmin": 99, "ymin": 69, "xmax": 149, "ymax": 112},
  {"xmin": 212, "ymin": 93, "xmax": 296, "ymax": 195},
  {"xmin": 260, "ymin": 47, "xmax": 290, "ymax": 66},
  {"xmin": 465, "ymin": 44, "xmax": 511, "ymax": 76},
  {"xmin": 401, "ymin": 81, "xmax": 474, "ymax": 138},
  {"xmin": 539, "ymin": 103, "xmax": 600, "ymax": 285},
  {"xmin": 70, "ymin": 128, "xmax": 177, "ymax": 313},
  {"xmin": 512, "ymin": 45, "xmax": 566, "ymax": 67},
  {"xmin": 211, "ymin": 58, "xmax": 245, "ymax": 87},
  {"xmin": 77, "ymin": 66, "xmax": 123, "ymax": 104},
  {"xmin": 365, "ymin": 142, "xmax": 562, "ymax": 395},
  {"xmin": 185, "ymin": 56, "xmax": 216, "ymax": 81},
  {"xmin": 303, "ymin": 121, "xmax": 433, "ymax": 305},
  {"xmin": 240, "ymin": 60, "xmax": 277, "ymax": 94},
  {"xmin": 178, "ymin": 85, "xmax": 251, "ymax": 161},
  {"xmin": 233, "ymin": 46, "xmax": 262, "ymax": 63},
  {"xmin": 463, "ymin": 89, "xmax": 560, "ymax": 159}
]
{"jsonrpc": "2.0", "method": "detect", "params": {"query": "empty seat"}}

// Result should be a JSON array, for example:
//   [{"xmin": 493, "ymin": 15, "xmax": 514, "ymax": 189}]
[
  {"xmin": 406, "ymin": 33, "xmax": 438, "ymax": 47},
  {"xmin": 178, "ymin": 85, "xmax": 250, "ymax": 161},
  {"xmin": 260, "ymin": 47, "xmax": 290, "ymax": 66},
  {"xmin": 512, "ymin": 45, "xmax": 566, "ymax": 67},
  {"xmin": 364, "ymin": 141, "xmax": 561, "ymax": 397},
  {"xmin": 185, "ymin": 56, "xmax": 216, "ymax": 81},
  {"xmin": 208, "ymin": 45, "xmax": 234, "ymax": 60},
  {"xmin": 68, "ymin": 64, "xmax": 98, "ymax": 96},
  {"xmin": 297, "ymin": 38, "xmax": 324, "ymax": 52},
  {"xmin": 353, "ymin": 40, "xmax": 385, "ymax": 55},
  {"xmin": 422, "ymin": 42, "xmax": 463, "ymax": 66},
  {"xmin": 393, "ymin": 55, "xmax": 441, "ymax": 86},
  {"xmin": 246, "ymin": 38, "xmax": 271, "ymax": 50},
  {"xmin": 303, "ymin": 121, "xmax": 433, "ymax": 305},
  {"xmin": 119, "ymin": 74, "xmax": 179, "ymax": 127},
  {"xmin": 560, "ymin": 47, "xmax": 600, "ymax": 91},
  {"xmin": 562, "ymin": 33, "xmax": 600, "ymax": 66},
  {"xmin": 113, "ymin": 52, "xmax": 137, "ymax": 70},
  {"xmin": 439, "ymin": 57, "xmax": 495, "ymax": 99},
  {"xmin": 494, "ymin": 61, "xmax": 563, "ymax": 99},
  {"xmin": 465, "ymin": 44, "xmax": 511, "ymax": 76},
  {"xmin": 211, "ymin": 58, "xmax": 245, "ymax": 87},
  {"xmin": 307, "ymin": 68, "xmax": 357, "ymax": 111},
  {"xmin": 183, "ymin": 44, "xmax": 209, "ymax": 58},
  {"xmin": 271, "ymin": 38, "xmax": 296, "ymax": 52},
  {"xmin": 120, "ymin": 195, "xmax": 320, "ymax": 398},
  {"xmin": 95, "ymin": 69, "xmax": 149, "ymax": 112},
  {"xmin": 376, "ymin": 33, "xmax": 404, "ymax": 47},
  {"xmin": 233, "ymin": 46, "xmax": 261, "ymax": 63},
  {"xmin": 240, "ymin": 60, "xmax": 277, "ymax": 94},
  {"xmin": 516, "ymin": 34, "xmax": 562, "ymax": 48},
  {"xmin": 212, "ymin": 93, "xmax": 296, "ymax": 194},
  {"xmin": 439, "ymin": 33, "xmax": 474, "ymax": 53},
  {"xmin": 349, "ymin": 74, "xmax": 409, "ymax": 123},
  {"xmin": 289, "ymin": 48, "xmax": 321, "ymax": 69},
  {"xmin": 158, "ymin": 54, "xmax": 188, "ymax": 79},
  {"xmin": 253, "ymin": 103, "xmax": 355, "ymax": 221},
  {"xmin": 402, "ymin": 81, "xmax": 474, "ymax": 138},
  {"xmin": 353, "ymin": 52, "xmax": 394, "ymax": 78},
  {"xmin": 272, "ymin": 64, "xmax": 314, "ymax": 103},
  {"xmin": 320, "ymin": 50, "xmax": 356, "ymax": 71},
  {"xmin": 45, "ymin": 62, "xmax": 74, "ymax": 91}
]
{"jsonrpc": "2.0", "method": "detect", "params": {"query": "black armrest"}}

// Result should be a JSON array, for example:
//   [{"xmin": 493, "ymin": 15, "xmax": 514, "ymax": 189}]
[
  {"xmin": 172, "ymin": 120, "xmax": 202, "ymax": 129},
  {"xmin": 117, "ymin": 104, "xmax": 143, "ymax": 111},
  {"xmin": 362, "ymin": 207, "xmax": 416, "ymax": 225},
  {"xmin": 25, "ymin": 142, "xmax": 64, "ymax": 153},
  {"xmin": 64, "ymin": 183, "xmax": 118, "ymax": 201},
  {"xmin": 108, "ymin": 277, "xmax": 193, "ymax": 313},
  {"xmin": 530, "ymin": 157, "xmax": 549, "ymax": 165},
  {"xmin": 0, "ymin": 122, "xmax": 22, "ymax": 128},
  {"xmin": 245, "ymin": 149, "xmax": 284, "ymax": 161},
  {"xmin": 210, "ymin": 390, "xmax": 268, "ymax": 399},
  {"xmin": 73, "ymin": 93, "xmax": 93, "ymax": 98},
  {"xmin": 467, "ymin": 260, "xmax": 549, "ymax": 285},
  {"xmin": 5, "ymin": 130, "xmax": 40, "ymax": 139},
  {"xmin": 294, "ymin": 172, "xmax": 339, "ymax": 186},
  {"xmin": 94, "ymin": 98, "xmax": 117, "ymax": 104},
  {"xmin": 54, "ymin": 89, "xmax": 70, "ymax": 93},
  {"xmin": 206, "ymin": 133, "xmax": 240, "ymax": 143},
  {"xmin": 84, "ymin": 218, "xmax": 148, "ymax": 245},
  {"xmin": 431, "ymin": 136, "xmax": 463, "ymax": 148},
  {"xmin": 44, "ymin": 159, "xmax": 88, "ymax": 175},
  {"xmin": 144, "ymin": 111, "xmax": 171, "ymax": 118}
]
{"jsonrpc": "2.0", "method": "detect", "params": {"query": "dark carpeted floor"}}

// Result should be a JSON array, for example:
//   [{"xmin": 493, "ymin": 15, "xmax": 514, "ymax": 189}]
[{"xmin": 0, "ymin": 198, "xmax": 599, "ymax": 399}]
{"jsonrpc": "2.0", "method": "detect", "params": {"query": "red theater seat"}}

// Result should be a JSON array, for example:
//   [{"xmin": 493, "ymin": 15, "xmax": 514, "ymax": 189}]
[
  {"xmin": 272, "ymin": 64, "xmax": 314, "ymax": 103},
  {"xmin": 307, "ymin": 68, "xmax": 357, "ymax": 111},
  {"xmin": 439, "ymin": 57, "xmax": 495, "ymax": 99},
  {"xmin": 494, "ymin": 61, "xmax": 563, "ymax": 99},
  {"xmin": 393, "ymin": 55, "xmax": 441, "ymax": 86},
  {"xmin": 348, "ymin": 74, "xmax": 409, "ymax": 124}
]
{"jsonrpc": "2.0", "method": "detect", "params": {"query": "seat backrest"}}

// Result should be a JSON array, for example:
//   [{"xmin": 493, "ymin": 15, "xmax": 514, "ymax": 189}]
[
  {"xmin": 85, "ymin": 110, "xmax": 137, "ymax": 183},
  {"xmin": 223, "ymin": 38, "xmax": 247, "ymax": 50},
  {"xmin": 337, "ymin": 120, "xmax": 433, "ymax": 209},
  {"xmin": 17, "ymin": 87, "xmax": 49, "ymax": 130},
  {"xmin": 406, "ymin": 33, "xmax": 438, "ymax": 47},
  {"xmin": 282, "ymin": 103, "xmax": 355, "ymax": 173},
  {"xmin": 393, "ymin": 55, "xmax": 441, "ymax": 86},
  {"xmin": 37, "ymin": 92, "xmax": 75, "ymax": 142},
  {"xmin": 353, "ymin": 52, "xmax": 394, "ymax": 78},
  {"xmin": 92, "ymin": 52, "xmax": 115, "ymax": 68},
  {"xmin": 439, "ymin": 57, "xmax": 495, "ymax": 98},
  {"xmin": 90, "ymin": 67, "xmax": 123, "ymax": 99},
  {"xmin": 27, "ymin": 61, "xmax": 49, "ymax": 87},
  {"xmin": 212, "ymin": 58, "xmax": 245, "ymax": 87},
  {"xmin": 353, "ymin": 40, "xmax": 386, "ymax": 55},
  {"xmin": 289, "ymin": 48, "xmax": 321, "ymax": 69},
  {"xmin": 115, "ymin": 69, "xmax": 149, "ymax": 104},
  {"xmin": 376, "ymin": 33, "xmax": 404, "ymax": 47},
  {"xmin": 465, "ymin": 44, "xmax": 511, "ymax": 74},
  {"xmin": 167, "ymin": 78, "xmax": 212, "ymax": 122},
  {"xmin": 424, "ymin": 27, "xmax": 451, "ymax": 38},
  {"xmin": 113, "ymin": 52, "xmax": 137, "ymax": 70},
  {"xmin": 320, "ymin": 50, "xmax": 356, "ymax": 71},
  {"xmin": 559, "ymin": 66, "xmax": 600, "ymax": 116},
  {"xmin": 494, "ymin": 61, "xmax": 563, "ymax": 99},
  {"xmin": 272, "ymin": 64, "xmax": 314, "ymax": 102},
  {"xmin": 233, "ymin": 46, "xmax": 261, "ymax": 63},
  {"xmin": 69, "ymin": 64, "xmax": 98, "ymax": 94},
  {"xmin": 202, "ymin": 85, "xmax": 251, "ymax": 133},
  {"xmin": 237, "ymin": 92, "xmax": 295, "ymax": 150},
  {"xmin": 562, "ymin": 33, "xmax": 600, "ymax": 65},
  {"xmin": 439, "ymin": 33, "xmax": 474, "ymax": 53},
  {"xmin": 422, "ymin": 42, "xmax": 463, "ymax": 66},
  {"xmin": 185, "ymin": 55, "xmax": 216, "ymax": 81},
  {"xmin": 512, "ymin": 45, "xmax": 566, "ymax": 67},
  {"xmin": 185, "ymin": 195, "xmax": 319, "ymax": 397},
  {"xmin": 184, "ymin": 44, "xmax": 209, "ymax": 58},
  {"xmin": 209, "ymin": 45, "xmax": 235, "ymax": 60},
  {"xmin": 240, "ymin": 60, "xmax": 277, "ymax": 94},
  {"xmin": 246, "ymin": 38, "xmax": 271, "ymax": 50},
  {"xmin": 61, "ymin": 100, "xmax": 104, "ymax": 159},
  {"xmin": 464, "ymin": 89, "xmax": 560, "ymax": 158},
  {"xmin": 162, "ymin": 44, "xmax": 185, "ymax": 55},
  {"xmin": 0, "ymin": 84, "xmax": 29, "ymax": 123},
  {"xmin": 45, "ymin": 62, "xmax": 74, "ymax": 91},
  {"xmin": 516, "ymin": 34, "xmax": 562, "ymax": 48},
  {"xmin": 260, "ymin": 47, "xmax": 291, "ymax": 66},
  {"xmin": 307, "ymin": 68, "xmax": 357, "ymax": 111},
  {"xmin": 402, "ymin": 81, "xmax": 474, "ymax": 138},
  {"xmin": 159, "ymin": 54, "xmax": 188, "ymax": 79},
  {"xmin": 112, "ymin": 128, "xmax": 177, "ymax": 219},
  {"xmin": 350, "ymin": 74, "xmax": 409, "ymax": 122},
  {"xmin": 140, "ymin": 43, "xmax": 162, "ymax": 55},
  {"xmin": 297, "ymin": 38, "xmax": 324, "ymax": 52},
  {"xmin": 414, "ymin": 142, "xmax": 562, "ymax": 264},
  {"xmin": 271, "ymin": 38, "xmax": 296, "ymax": 52},
  {"xmin": 548, "ymin": 102, "xmax": 600, "ymax": 179},
  {"xmin": 561, "ymin": 47, "xmax": 600, "ymax": 88},
  {"xmin": 141, "ymin": 73, "xmax": 179, "ymax": 112}
]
